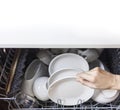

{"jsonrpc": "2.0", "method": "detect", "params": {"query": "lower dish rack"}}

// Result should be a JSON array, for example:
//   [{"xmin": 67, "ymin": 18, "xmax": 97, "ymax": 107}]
[
  {"xmin": 4, "ymin": 95, "xmax": 120, "ymax": 110},
  {"xmin": 1, "ymin": 48, "xmax": 120, "ymax": 110}
]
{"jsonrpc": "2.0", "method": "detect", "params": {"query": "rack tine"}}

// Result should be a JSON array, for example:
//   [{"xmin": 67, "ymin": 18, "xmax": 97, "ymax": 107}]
[
  {"xmin": 0, "ymin": 97, "xmax": 15, "ymax": 100},
  {"xmin": 14, "ymin": 99, "xmax": 21, "ymax": 109},
  {"xmin": 0, "ymin": 86, "xmax": 5, "ymax": 90},
  {"xmin": 57, "ymin": 99, "xmax": 65, "ymax": 108},
  {"xmin": 77, "ymin": 99, "xmax": 82, "ymax": 105}
]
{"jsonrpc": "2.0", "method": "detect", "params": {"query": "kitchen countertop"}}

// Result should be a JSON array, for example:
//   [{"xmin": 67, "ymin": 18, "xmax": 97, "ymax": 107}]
[{"xmin": 0, "ymin": 0, "xmax": 120, "ymax": 48}]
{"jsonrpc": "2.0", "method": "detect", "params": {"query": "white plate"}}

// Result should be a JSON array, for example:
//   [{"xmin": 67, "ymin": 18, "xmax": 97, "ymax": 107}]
[
  {"xmin": 48, "ymin": 69, "xmax": 83, "ymax": 86},
  {"xmin": 49, "ymin": 53, "xmax": 89, "ymax": 75},
  {"xmin": 48, "ymin": 77, "xmax": 94, "ymax": 106},
  {"xmin": 92, "ymin": 89, "xmax": 119, "ymax": 103}
]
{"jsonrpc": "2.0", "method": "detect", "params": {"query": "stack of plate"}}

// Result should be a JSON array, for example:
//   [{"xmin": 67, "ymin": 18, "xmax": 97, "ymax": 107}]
[
  {"xmin": 47, "ymin": 53, "xmax": 94, "ymax": 106},
  {"xmin": 32, "ymin": 53, "xmax": 119, "ymax": 106}
]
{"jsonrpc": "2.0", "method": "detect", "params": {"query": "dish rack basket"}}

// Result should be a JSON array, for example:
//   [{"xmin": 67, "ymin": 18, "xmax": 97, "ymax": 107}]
[{"xmin": 0, "ymin": 48, "xmax": 120, "ymax": 110}]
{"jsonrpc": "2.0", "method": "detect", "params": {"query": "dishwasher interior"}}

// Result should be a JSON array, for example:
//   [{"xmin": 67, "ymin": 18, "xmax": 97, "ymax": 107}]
[{"xmin": 0, "ymin": 48, "xmax": 120, "ymax": 110}]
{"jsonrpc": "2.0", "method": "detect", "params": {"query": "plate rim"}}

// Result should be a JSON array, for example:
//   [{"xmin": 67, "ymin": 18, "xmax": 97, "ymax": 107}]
[
  {"xmin": 48, "ymin": 76, "xmax": 94, "ymax": 106},
  {"xmin": 49, "ymin": 53, "xmax": 89, "ymax": 75}
]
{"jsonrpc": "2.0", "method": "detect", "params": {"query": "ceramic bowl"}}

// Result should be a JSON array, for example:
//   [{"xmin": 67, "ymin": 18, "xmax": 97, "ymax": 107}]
[
  {"xmin": 22, "ymin": 59, "xmax": 48, "ymax": 97},
  {"xmin": 92, "ymin": 89, "xmax": 119, "ymax": 103},
  {"xmin": 33, "ymin": 77, "xmax": 49, "ymax": 101}
]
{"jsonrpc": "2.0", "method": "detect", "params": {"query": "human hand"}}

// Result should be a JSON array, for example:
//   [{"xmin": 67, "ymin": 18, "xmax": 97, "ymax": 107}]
[{"xmin": 76, "ymin": 67, "xmax": 116, "ymax": 89}]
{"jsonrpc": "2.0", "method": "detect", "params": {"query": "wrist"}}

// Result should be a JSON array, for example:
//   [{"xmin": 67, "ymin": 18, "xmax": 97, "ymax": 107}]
[{"xmin": 110, "ymin": 74, "xmax": 120, "ymax": 90}]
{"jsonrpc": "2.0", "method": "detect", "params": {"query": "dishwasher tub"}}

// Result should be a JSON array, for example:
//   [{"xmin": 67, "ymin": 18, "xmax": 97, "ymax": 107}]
[{"xmin": 0, "ymin": 48, "xmax": 120, "ymax": 110}]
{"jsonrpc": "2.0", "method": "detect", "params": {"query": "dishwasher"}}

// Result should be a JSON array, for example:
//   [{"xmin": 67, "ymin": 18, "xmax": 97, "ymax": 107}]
[
  {"xmin": 1, "ymin": 0, "xmax": 120, "ymax": 109},
  {"xmin": 0, "ymin": 48, "xmax": 120, "ymax": 110}
]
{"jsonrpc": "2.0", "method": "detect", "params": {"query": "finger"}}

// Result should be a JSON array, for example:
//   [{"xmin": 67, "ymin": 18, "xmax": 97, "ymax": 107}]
[
  {"xmin": 76, "ymin": 73, "xmax": 95, "ymax": 83},
  {"xmin": 76, "ymin": 72, "xmax": 86, "ymax": 76},
  {"xmin": 76, "ymin": 77, "xmax": 96, "ymax": 88},
  {"xmin": 76, "ymin": 71, "xmax": 93, "ymax": 76},
  {"xmin": 81, "ymin": 80, "xmax": 96, "ymax": 88}
]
